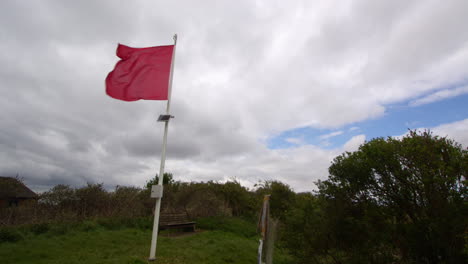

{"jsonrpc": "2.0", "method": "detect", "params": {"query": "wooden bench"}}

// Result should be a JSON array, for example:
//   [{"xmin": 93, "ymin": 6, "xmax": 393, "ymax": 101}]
[{"xmin": 159, "ymin": 212, "xmax": 196, "ymax": 232}]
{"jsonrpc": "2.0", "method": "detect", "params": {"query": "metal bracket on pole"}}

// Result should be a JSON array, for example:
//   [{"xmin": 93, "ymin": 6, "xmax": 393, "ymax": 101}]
[{"xmin": 157, "ymin": 115, "xmax": 174, "ymax": 122}]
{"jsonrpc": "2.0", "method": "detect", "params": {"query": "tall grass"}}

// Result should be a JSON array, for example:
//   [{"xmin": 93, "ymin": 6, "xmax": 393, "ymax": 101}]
[
  {"xmin": 0, "ymin": 216, "xmax": 153, "ymax": 244},
  {"xmin": 0, "ymin": 217, "xmax": 293, "ymax": 264}
]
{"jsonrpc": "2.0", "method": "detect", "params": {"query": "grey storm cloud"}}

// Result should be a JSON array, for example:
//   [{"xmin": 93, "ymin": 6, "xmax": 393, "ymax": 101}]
[{"xmin": 1, "ymin": 0, "xmax": 467, "ymax": 192}]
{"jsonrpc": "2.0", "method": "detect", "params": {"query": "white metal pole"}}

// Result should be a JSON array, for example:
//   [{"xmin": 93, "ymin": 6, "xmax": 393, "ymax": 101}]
[{"xmin": 149, "ymin": 34, "xmax": 177, "ymax": 261}]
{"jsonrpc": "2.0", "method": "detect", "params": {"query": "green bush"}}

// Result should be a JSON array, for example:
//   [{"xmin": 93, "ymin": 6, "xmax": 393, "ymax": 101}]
[
  {"xmin": 196, "ymin": 217, "xmax": 258, "ymax": 238},
  {"xmin": 80, "ymin": 220, "xmax": 99, "ymax": 232},
  {"xmin": 96, "ymin": 217, "xmax": 124, "ymax": 230},
  {"xmin": 48, "ymin": 222, "xmax": 74, "ymax": 235},
  {"xmin": 95, "ymin": 217, "xmax": 152, "ymax": 231},
  {"xmin": 132, "ymin": 217, "xmax": 152, "ymax": 230},
  {"xmin": 29, "ymin": 222, "xmax": 50, "ymax": 235},
  {"xmin": 0, "ymin": 227, "xmax": 23, "ymax": 243},
  {"xmin": 316, "ymin": 130, "xmax": 467, "ymax": 263}
]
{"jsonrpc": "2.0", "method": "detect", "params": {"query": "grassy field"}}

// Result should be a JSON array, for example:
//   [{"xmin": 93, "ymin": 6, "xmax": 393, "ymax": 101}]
[{"xmin": 0, "ymin": 218, "xmax": 293, "ymax": 264}]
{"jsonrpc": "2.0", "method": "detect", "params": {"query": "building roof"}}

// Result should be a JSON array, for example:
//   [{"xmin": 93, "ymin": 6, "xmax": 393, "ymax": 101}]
[{"xmin": 0, "ymin": 177, "xmax": 38, "ymax": 199}]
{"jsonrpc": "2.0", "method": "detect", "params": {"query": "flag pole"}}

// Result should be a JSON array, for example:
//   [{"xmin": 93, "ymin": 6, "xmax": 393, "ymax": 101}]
[{"xmin": 149, "ymin": 34, "xmax": 178, "ymax": 261}]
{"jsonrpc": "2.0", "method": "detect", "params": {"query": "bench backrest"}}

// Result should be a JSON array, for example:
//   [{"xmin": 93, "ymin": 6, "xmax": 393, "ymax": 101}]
[{"xmin": 159, "ymin": 213, "xmax": 191, "ymax": 226}]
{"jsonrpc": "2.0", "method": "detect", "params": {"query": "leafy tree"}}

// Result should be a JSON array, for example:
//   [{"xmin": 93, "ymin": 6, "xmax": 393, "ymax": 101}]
[
  {"xmin": 282, "ymin": 192, "xmax": 326, "ymax": 263},
  {"xmin": 111, "ymin": 186, "xmax": 145, "ymax": 217},
  {"xmin": 256, "ymin": 181, "xmax": 296, "ymax": 220},
  {"xmin": 75, "ymin": 183, "xmax": 110, "ymax": 217},
  {"xmin": 215, "ymin": 179, "xmax": 254, "ymax": 217},
  {"xmin": 318, "ymin": 130, "xmax": 467, "ymax": 263},
  {"xmin": 145, "ymin": 173, "xmax": 174, "ymax": 189},
  {"xmin": 40, "ymin": 184, "xmax": 76, "ymax": 207}
]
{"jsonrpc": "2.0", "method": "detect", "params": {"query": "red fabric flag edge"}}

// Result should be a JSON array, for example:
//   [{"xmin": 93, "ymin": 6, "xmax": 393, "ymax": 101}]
[{"xmin": 105, "ymin": 44, "xmax": 174, "ymax": 102}]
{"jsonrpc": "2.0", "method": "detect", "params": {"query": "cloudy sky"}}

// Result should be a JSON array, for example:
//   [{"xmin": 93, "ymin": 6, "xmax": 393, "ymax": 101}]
[{"xmin": 1, "ymin": 0, "xmax": 467, "ymax": 192}]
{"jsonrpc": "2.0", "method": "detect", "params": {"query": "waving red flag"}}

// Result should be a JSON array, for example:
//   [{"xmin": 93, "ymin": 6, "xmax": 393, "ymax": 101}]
[{"xmin": 106, "ymin": 44, "xmax": 174, "ymax": 101}]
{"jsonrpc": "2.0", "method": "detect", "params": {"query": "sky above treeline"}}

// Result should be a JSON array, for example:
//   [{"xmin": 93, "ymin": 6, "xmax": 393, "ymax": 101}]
[{"xmin": 0, "ymin": 1, "xmax": 467, "ymax": 192}]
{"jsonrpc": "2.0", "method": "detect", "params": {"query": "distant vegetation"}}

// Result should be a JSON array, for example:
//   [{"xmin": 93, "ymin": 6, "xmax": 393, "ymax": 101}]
[{"xmin": 1, "ymin": 130, "xmax": 466, "ymax": 264}]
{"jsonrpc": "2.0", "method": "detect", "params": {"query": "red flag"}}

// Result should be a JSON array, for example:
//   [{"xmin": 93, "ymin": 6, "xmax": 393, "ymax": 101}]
[{"xmin": 106, "ymin": 44, "xmax": 174, "ymax": 101}]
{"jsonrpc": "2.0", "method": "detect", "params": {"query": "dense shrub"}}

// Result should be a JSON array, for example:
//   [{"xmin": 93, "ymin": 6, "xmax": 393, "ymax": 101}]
[
  {"xmin": 255, "ymin": 181, "xmax": 296, "ymax": 220},
  {"xmin": 196, "ymin": 216, "xmax": 258, "ymax": 238},
  {"xmin": 0, "ymin": 227, "xmax": 23, "ymax": 243},
  {"xmin": 29, "ymin": 222, "xmax": 50, "ymax": 235},
  {"xmin": 293, "ymin": 131, "xmax": 467, "ymax": 264},
  {"xmin": 0, "ymin": 177, "xmax": 261, "ymax": 233}
]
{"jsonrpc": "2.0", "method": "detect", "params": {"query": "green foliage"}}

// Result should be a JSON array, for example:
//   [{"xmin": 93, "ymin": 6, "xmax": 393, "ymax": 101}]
[
  {"xmin": 317, "ymin": 130, "xmax": 467, "ymax": 263},
  {"xmin": 0, "ymin": 220, "xmax": 292, "ymax": 263},
  {"xmin": 5, "ymin": 138, "xmax": 464, "ymax": 264},
  {"xmin": 281, "ymin": 193, "xmax": 322, "ymax": 262},
  {"xmin": 155, "ymin": 179, "xmax": 257, "ymax": 219},
  {"xmin": 79, "ymin": 221, "xmax": 99, "ymax": 232},
  {"xmin": 196, "ymin": 217, "xmax": 258, "ymax": 238},
  {"xmin": 214, "ymin": 179, "xmax": 256, "ymax": 217},
  {"xmin": 110, "ymin": 186, "xmax": 147, "ymax": 217},
  {"xmin": 96, "ymin": 217, "xmax": 152, "ymax": 231},
  {"xmin": 255, "ymin": 181, "xmax": 296, "ymax": 220},
  {"xmin": 40, "ymin": 184, "xmax": 76, "ymax": 206},
  {"xmin": 0, "ymin": 217, "xmax": 154, "ymax": 245},
  {"xmin": 145, "ymin": 173, "xmax": 174, "ymax": 188},
  {"xmin": 0, "ymin": 227, "xmax": 23, "ymax": 243},
  {"xmin": 29, "ymin": 223, "xmax": 50, "ymax": 235},
  {"xmin": 48, "ymin": 222, "xmax": 74, "ymax": 236},
  {"xmin": 1, "ymin": 173, "xmax": 265, "ymax": 228},
  {"xmin": 75, "ymin": 183, "xmax": 110, "ymax": 217}
]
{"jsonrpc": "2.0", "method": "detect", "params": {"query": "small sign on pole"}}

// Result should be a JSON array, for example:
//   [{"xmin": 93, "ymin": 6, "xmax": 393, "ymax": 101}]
[{"xmin": 150, "ymin": 185, "xmax": 163, "ymax": 199}]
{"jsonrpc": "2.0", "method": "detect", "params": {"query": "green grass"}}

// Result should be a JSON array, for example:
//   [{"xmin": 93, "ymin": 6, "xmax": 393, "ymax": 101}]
[
  {"xmin": 0, "ymin": 218, "xmax": 293, "ymax": 264},
  {"xmin": 196, "ymin": 216, "xmax": 258, "ymax": 237}
]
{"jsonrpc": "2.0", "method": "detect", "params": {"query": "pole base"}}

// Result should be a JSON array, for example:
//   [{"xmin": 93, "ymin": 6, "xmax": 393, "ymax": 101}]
[{"xmin": 148, "ymin": 257, "xmax": 156, "ymax": 261}]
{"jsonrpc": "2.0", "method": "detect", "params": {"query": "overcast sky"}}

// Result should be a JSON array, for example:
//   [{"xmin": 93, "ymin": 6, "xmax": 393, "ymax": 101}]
[{"xmin": 1, "ymin": 0, "xmax": 467, "ymax": 192}]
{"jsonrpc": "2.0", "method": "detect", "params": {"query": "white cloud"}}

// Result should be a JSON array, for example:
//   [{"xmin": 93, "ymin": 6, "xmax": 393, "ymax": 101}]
[
  {"xmin": 396, "ymin": 119, "xmax": 468, "ymax": 147},
  {"xmin": 409, "ymin": 85, "xmax": 468, "ymax": 106},
  {"xmin": 343, "ymin": 134, "xmax": 366, "ymax": 152},
  {"xmin": 431, "ymin": 119, "xmax": 468, "ymax": 147},
  {"xmin": 285, "ymin": 137, "xmax": 305, "ymax": 145},
  {"xmin": 319, "ymin": 131, "xmax": 344, "ymax": 140},
  {"xmin": 0, "ymin": 0, "xmax": 467, "ymax": 192}
]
